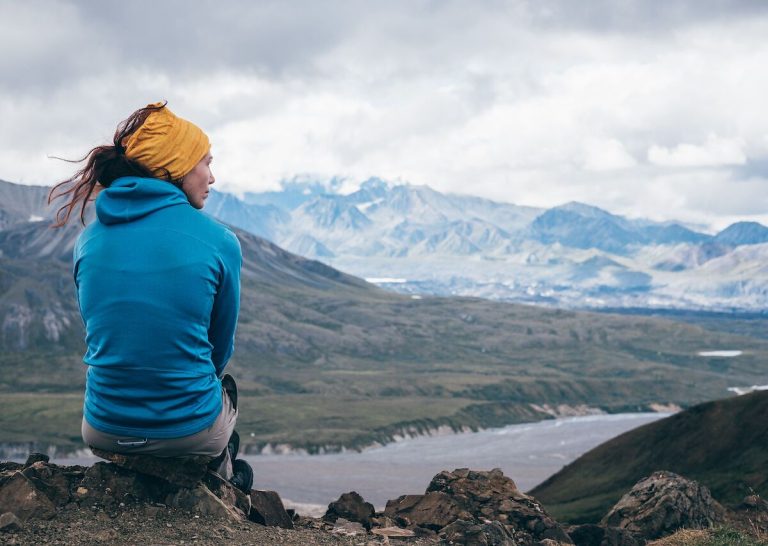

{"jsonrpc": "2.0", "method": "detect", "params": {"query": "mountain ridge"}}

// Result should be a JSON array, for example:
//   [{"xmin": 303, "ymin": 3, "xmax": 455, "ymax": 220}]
[{"xmin": 199, "ymin": 177, "xmax": 768, "ymax": 311}]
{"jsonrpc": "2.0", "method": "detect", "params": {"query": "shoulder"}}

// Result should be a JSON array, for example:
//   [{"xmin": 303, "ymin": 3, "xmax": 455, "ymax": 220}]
[
  {"xmin": 161, "ymin": 206, "xmax": 240, "ymax": 248},
  {"xmin": 182, "ymin": 211, "xmax": 242, "ymax": 267},
  {"xmin": 73, "ymin": 220, "xmax": 104, "ymax": 259},
  {"xmin": 199, "ymin": 213, "xmax": 241, "ymax": 254}
]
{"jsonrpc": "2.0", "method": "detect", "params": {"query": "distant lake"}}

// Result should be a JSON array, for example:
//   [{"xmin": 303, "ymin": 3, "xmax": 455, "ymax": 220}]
[
  {"xmin": 49, "ymin": 412, "xmax": 668, "ymax": 516},
  {"xmin": 243, "ymin": 412, "xmax": 667, "ymax": 515}
]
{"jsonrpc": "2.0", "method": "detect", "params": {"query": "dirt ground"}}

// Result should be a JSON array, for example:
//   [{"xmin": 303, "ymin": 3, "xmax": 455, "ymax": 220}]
[{"xmin": 0, "ymin": 504, "xmax": 434, "ymax": 546}]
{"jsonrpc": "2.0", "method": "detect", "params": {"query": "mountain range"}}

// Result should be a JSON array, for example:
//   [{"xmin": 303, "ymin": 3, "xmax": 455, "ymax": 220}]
[
  {"xmin": 2, "ymin": 177, "xmax": 768, "ymax": 454},
  {"xmin": 200, "ymin": 178, "xmax": 768, "ymax": 311}
]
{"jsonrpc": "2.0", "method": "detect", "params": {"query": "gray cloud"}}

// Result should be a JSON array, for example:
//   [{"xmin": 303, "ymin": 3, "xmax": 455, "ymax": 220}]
[
  {"xmin": 521, "ymin": 0, "xmax": 768, "ymax": 32},
  {"xmin": 2, "ymin": 0, "xmax": 768, "ymax": 228},
  {"xmin": 7, "ymin": 0, "xmax": 767, "ymax": 91}
]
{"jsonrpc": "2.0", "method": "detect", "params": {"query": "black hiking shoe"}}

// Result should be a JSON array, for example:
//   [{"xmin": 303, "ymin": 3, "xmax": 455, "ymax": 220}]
[{"xmin": 230, "ymin": 459, "xmax": 253, "ymax": 493}]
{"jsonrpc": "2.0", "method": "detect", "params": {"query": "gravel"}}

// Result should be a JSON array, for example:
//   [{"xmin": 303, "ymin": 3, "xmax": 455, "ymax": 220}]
[{"xmin": 0, "ymin": 504, "xmax": 434, "ymax": 545}]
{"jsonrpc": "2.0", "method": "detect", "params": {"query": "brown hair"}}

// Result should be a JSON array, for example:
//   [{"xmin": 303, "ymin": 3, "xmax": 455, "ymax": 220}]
[{"xmin": 48, "ymin": 102, "xmax": 177, "ymax": 227}]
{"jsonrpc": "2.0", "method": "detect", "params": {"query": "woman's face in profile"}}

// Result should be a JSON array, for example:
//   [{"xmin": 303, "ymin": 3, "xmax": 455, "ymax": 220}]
[{"xmin": 182, "ymin": 152, "xmax": 215, "ymax": 209}]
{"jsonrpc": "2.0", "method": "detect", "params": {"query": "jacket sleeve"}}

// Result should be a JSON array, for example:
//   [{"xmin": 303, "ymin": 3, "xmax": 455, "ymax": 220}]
[{"xmin": 209, "ymin": 229, "xmax": 242, "ymax": 377}]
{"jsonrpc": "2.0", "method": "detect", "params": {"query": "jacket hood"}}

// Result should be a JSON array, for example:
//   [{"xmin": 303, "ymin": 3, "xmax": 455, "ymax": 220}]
[{"xmin": 96, "ymin": 177, "xmax": 189, "ymax": 225}]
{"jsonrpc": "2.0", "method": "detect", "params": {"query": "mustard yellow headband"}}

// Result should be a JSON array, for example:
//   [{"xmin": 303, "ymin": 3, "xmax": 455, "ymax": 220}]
[{"xmin": 122, "ymin": 102, "xmax": 210, "ymax": 181}]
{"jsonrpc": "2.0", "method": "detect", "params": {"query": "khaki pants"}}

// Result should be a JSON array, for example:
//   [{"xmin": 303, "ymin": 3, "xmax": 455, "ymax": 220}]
[{"xmin": 82, "ymin": 374, "xmax": 238, "ymax": 479}]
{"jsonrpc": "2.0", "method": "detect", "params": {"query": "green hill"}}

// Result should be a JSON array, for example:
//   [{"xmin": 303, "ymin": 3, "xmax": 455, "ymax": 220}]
[{"xmin": 529, "ymin": 390, "xmax": 768, "ymax": 524}]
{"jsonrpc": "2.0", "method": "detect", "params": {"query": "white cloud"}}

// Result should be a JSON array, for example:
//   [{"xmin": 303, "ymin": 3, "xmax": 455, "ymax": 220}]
[
  {"xmin": 582, "ymin": 139, "xmax": 637, "ymax": 171},
  {"xmin": 648, "ymin": 135, "xmax": 747, "ymax": 167}
]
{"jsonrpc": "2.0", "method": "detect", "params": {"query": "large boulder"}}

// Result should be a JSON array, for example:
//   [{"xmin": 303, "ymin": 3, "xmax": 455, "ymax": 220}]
[
  {"xmin": 91, "ymin": 448, "xmax": 211, "ymax": 488},
  {"xmin": 0, "ymin": 453, "xmax": 292, "ymax": 529},
  {"xmin": 385, "ymin": 468, "xmax": 572, "ymax": 545},
  {"xmin": 601, "ymin": 471, "xmax": 726, "ymax": 540}
]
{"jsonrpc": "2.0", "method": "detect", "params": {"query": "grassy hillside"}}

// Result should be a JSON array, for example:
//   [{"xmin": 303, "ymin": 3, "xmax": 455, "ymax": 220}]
[
  {"xmin": 529, "ymin": 390, "xmax": 768, "ymax": 524},
  {"xmin": 3, "ymin": 222, "xmax": 768, "ymax": 453}
]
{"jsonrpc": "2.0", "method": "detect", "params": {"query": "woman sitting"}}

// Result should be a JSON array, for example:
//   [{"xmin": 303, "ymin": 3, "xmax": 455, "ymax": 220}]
[{"xmin": 50, "ymin": 101, "xmax": 253, "ymax": 492}]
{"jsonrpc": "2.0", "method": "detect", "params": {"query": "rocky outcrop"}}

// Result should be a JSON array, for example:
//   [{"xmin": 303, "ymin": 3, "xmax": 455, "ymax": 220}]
[
  {"xmin": 2, "ymin": 458, "xmax": 760, "ymax": 545},
  {"xmin": 384, "ymin": 467, "xmax": 572, "ymax": 545},
  {"xmin": 601, "ymin": 470, "xmax": 726, "ymax": 540},
  {"xmin": 0, "ymin": 452, "xmax": 292, "ymax": 530}
]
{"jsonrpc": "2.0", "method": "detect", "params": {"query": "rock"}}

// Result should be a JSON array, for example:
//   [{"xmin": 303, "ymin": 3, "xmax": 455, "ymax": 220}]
[
  {"xmin": 0, "ymin": 512, "xmax": 23, "ymax": 532},
  {"xmin": 384, "ymin": 491, "xmax": 463, "ymax": 531},
  {"xmin": 166, "ymin": 483, "xmax": 245, "ymax": 521},
  {"xmin": 0, "ymin": 462, "xmax": 23, "ymax": 473},
  {"xmin": 249, "ymin": 489, "xmax": 294, "ymax": 529},
  {"xmin": 601, "ymin": 471, "xmax": 726, "ymax": 540},
  {"xmin": 371, "ymin": 514, "xmax": 396, "ymax": 528},
  {"xmin": 0, "ymin": 474, "xmax": 56, "ymax": 522},
  {"xmin": 329, "ymin": 517, "xmax": 367, "ymax": 536},
  {"xmin": 21, "ymin": 462, "xmax": 72, "ymax": 506},
  {"xmin": 324, "ymin": 491, "xmax": 375, "ymax": 530},
  {"xmin": 79, "ymin": 462, "xmax": 171, "ymax": 507},
  {"xmin": 439, "ymin": 519, "xmax": 516, "ymax": 545},
  {"xmin": 0, "ymin": 458, "xmax": 275, "ymax": 529},
  {"xmin": 23, "ymin": 453, "xmax": 49, "ymax": 466},
  {"xmin": 91, "ymin": 448, "xmax": 210, "ymax": 488},
  {"xmin": 384, "ymin": 494, "xmax": 423, "ymax": 526},
  {"xmin": 425, "ymin": 468, "xmax": 572, "ymax": 544},
  {"xmin": 372, "ymin": 526, "xmax": 416, "ymax": 537},
  {"xmin": 740, "ymin": 495, "xmax": 766, "ymax": 509},
  {"xmin": 731, "ymin": 494, "xmax": 768, "ymax": 532},
  {"xmin": 566, "ymin": 523, "xmax": 642, "ymax": 546},
  {"xmin": 203, "ymin": 471, "xmax": 251, "ymax": 519}
]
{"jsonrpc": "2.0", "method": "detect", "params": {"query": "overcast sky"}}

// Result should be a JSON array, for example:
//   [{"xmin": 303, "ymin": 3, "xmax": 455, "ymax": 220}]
[{"xmin": 2, "ymin": 0, "xmax": 768, "ymax": 231}]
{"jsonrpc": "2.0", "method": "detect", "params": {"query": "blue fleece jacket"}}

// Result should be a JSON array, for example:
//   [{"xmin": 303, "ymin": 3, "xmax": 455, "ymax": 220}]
[{"xmin": 75, "ymin": 177, "xmax": 241, "ymax": 438}]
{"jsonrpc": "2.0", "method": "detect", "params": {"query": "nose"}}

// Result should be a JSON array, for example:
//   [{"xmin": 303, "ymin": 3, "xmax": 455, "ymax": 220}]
[{"xmin": 209, "ymin": 172, "xmax": 215, "ymax": 185}]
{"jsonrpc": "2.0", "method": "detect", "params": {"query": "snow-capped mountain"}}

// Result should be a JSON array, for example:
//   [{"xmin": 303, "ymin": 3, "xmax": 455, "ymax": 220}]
[
  {"xmin": 4, "ymin": 177, "xmax": 763, "ymax": 311},
  {"xmin": 204, "ymin": 178, "xmax": 768, "ymax": 311}
]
